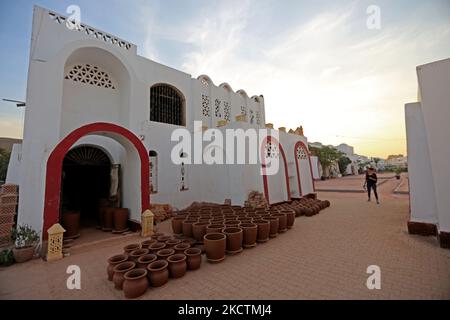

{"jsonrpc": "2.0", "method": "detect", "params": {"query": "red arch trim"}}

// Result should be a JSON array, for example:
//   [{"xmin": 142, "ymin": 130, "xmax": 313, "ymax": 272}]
[
  {"xmin": 261, "ymin": 136, "xmax": 291, "ymax": 204},
  {"xmin": 294, "ymin": 141, "xmax": 316, "ymax": 196},
  {"xmin": 42, "ymin": 122, "xmax": 150, "ymax": 239}
]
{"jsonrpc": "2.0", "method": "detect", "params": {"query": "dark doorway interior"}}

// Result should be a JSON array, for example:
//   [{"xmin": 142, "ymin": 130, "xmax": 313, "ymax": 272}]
[{"xmin": 61, "ymin": 146, "xmax": 111, "ymax": 228}]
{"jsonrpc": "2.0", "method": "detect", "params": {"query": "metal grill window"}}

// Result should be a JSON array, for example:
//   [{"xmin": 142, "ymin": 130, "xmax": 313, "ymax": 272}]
[{"xmin": 150, "ymin": 84, "xmax": 184, "ymax": 125}]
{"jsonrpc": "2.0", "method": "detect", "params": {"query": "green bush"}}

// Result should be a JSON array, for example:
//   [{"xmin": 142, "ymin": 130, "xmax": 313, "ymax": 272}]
[
  {"xmin": 0, "ymin": 249, "xmax": 14, "ymax": 266},
  {"xmin": 11, "ymin": 224, "xmax": 39, "ymax": 249}
]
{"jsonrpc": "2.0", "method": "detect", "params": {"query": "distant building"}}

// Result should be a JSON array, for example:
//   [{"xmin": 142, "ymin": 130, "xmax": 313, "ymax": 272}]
[{"xmin": 385, "ymin": 155, "xmax": 407, "ymax": 168}]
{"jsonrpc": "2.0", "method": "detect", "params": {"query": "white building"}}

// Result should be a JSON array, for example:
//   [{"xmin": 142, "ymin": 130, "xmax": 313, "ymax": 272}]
[
  {"xmin": 5, "ymin": 6, "xmax": 316, "ymax": 241},
  {"xmin": 405, "ymin": 58, "xmax": 450, "ymax": 249}
]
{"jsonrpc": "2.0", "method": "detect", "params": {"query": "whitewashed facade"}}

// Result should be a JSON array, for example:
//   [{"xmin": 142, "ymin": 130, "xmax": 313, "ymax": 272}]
[{"xmin": 6, "ymin": 6, "xmax": 315, "ymax": 239}]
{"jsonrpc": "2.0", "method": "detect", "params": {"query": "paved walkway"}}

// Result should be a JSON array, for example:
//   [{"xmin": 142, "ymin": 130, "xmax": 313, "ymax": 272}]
[{"xmin": 1, "ymin": 182, "xmax": 449, "ymax": 299}]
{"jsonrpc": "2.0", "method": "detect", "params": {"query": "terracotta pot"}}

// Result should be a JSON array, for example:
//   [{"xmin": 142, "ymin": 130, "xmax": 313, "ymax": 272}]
[
  {"xmin": 107, "ymin": 254, "xmax": 128, "ymax": 281},
  {"xmin": 165, "ymin": 239, "xmax": 181, "ymax": 249},
  {"xmin": 203, "ymin": 233, "xmax": 226, "ymax": 263},
  {"xmin": 206, "ymin": 224, "xmax": 225, "ymax": 234},
  {"xmin": 184, "ymin": 248, "xmax": 202, "ymax": 270},
  {"xmin": 324, "ymin": 200, "xmax": 331, "ymax": 207},
  {"xmin": 113, "ymin": 208, "xmax": 129, "ymax": 232},
  {"xmin": 225, "ymin": 221, "xmax": 241, "ymax": 228},
  {"xmin": 182, "ymin": 238, "xmax": 197, "ymax": 247},
  {"xmin": 182, "ymin": 220, "xmax": 197, "ymax": 238},
  {"xmin": 304, "ymin": 207, "xmax": 314, "ymax": 217},
  {"xmin": 192, "ymin": 222, "xmax": 210, "ymax": 243},
  {"xmin": 148, "ymin": 242, "xmax": 166, "ymax": 254},
  {"xmin": 240, "ymin": 223, "xmax": 258, "ymax": 248},
  {"xmin": 222, "ymin": 227, "xmax": 243, "ymax": 255},
  {"xmin": 147, "ymin": 260, "xmax": 169, "ymax": 287},
  {"xmin": 129, "ymin": 248, "xmax": 149, "ymax": 262},
  {"xmin": 102, "ymin": 207, "xmax": 114, "ymax": 231},
  {"xmin": 12, "ymin": 246, "xmax": 35, "ymax": 263},
  {"xmin": 151, "ymin": 232, "xmax": 165, "ymax": 240},
  {"xmin": 156, "ymin": 248, "xmax": 175, "ymax": 260},
  {"xmin": 156, "ymin": 235, "xmax": 171, "ymax": 243},
  {"xmin": 123, "ymin": 268, "xmax": 148, "ymax": 299},
  {"xmin": 171, "ymin": 217, "xmax": 186, "ymax": 235},
  {"xmin": 124, "ymin": 243, "xmax": 141, "ymax": 254},
  {"xmin": 167, "ymin": 254, "xmax": 187, "ymax": 278},
  {"xmin": 62, "ymin": 211, "xmax": 80, "ymax": 239},
  {"xmin": 113, "ymin": 261, "xmax": 135, "ymax": 290},
  {"xmin": 282, "ymin": 211, "xmax": 295, "ymax": 229},
  {"xmin": 136, "ymin": 254, "xmax": 157, "ymax": 269},
  {"xmin": 264, "ymin": 217, "xmax": 279, "ymax": 238},
  {"xmin": 174, "ymin": 243, "xmax": 191, "ymax": 254},
  {"xmin": 141, "ymin": 239, "xmax": 157, "ymax": 249},
  {"xmin": 271, "ymin": 213, "xmax": 287, "ymax": 233},
  {"xmin": 253, "ymin": 220, "xmax": 270, "ymax": 243}
]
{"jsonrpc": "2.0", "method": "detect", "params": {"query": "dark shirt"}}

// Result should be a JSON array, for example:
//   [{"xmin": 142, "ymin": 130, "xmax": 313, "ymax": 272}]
[{"xmin": 366, "ymin": 172, "xmax": 378, "ymax": 185}]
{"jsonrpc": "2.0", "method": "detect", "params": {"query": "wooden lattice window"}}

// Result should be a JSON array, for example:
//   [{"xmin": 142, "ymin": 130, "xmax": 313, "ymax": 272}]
[{"xmin": 150, "ymin": 84, "xmax": 185, "ymax": 125}]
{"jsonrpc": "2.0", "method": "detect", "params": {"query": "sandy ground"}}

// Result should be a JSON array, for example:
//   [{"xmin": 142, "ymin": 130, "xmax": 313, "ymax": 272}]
[{"xmin": 0, "ymin": 177, "xmax": 448, "ymax": 300}]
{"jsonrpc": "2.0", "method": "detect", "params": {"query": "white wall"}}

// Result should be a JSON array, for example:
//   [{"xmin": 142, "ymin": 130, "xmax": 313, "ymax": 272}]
[
  {"xmin": 417, "ymin": 59, "xmax": 450, "ymax": 232},
  {"xmin": 5, "ymin": 144, "xmax": 22, "ymax": 184},
  {"xmin": 405, "ymin": 103, "xmax": 438, "ymax": 224}
]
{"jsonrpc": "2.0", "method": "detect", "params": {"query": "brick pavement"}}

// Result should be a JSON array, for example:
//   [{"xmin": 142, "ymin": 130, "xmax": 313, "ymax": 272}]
[{"xmin": 0, "ymin": 184, "xmax": 449, "ymax": 299}]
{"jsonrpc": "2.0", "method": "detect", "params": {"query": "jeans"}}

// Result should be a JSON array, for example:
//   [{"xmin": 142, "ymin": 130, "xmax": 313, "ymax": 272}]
[{"xmin": 367, "ymin": 183, "xmax": 378, "ymax": 201}]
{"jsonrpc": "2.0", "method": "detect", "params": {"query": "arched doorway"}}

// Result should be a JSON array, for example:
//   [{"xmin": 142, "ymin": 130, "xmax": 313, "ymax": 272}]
[
  {"xmin": 61, "ymin": 146, "xmax": 112, "ymax": 230},
  {"xmin": 294, "ymin": 141, "xmax": 316, "ymax": 196},
  {"xmin": 43, "ymin": 122, "xmax": 150, "ymax": 239},
  {"xmin": 261, "ymin": 136, "xmax": 291, "ymax": 204}
]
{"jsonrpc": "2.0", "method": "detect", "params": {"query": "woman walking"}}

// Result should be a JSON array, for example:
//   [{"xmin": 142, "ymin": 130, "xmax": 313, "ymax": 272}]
[{"xmin": 364, "ymin": 167, "xmax": 380, "ymax": 204}]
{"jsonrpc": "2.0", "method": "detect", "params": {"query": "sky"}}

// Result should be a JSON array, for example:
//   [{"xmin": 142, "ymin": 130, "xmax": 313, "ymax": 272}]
[{"xmin": 0, "ymin": 0, "xmax": 449, "ymax": 158}]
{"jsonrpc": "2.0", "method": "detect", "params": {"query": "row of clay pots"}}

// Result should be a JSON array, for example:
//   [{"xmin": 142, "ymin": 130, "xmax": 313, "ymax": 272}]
[
  {"xmin": 173, "ymin": 211, "xmax": 296, "ymax": 240},
  {"xmin": 202, "ymin": 212, "xmax": 297, "ymax": 263},
  {"xmin": 99, "ymin": 207, "xmax": 129, "ymax": 232},
  {"xmin": 107, "ymin": 238, "xmax": 202, "ymax": 299}
]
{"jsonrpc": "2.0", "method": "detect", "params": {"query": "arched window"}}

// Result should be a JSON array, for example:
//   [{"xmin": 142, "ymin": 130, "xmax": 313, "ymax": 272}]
[
  {"xmin": 150, "ymin": 84, "xmax": 185, "ymax": 126},
  {"xmin": 149, "ymin": 150, "xmax": 158, "ymax": 194}
]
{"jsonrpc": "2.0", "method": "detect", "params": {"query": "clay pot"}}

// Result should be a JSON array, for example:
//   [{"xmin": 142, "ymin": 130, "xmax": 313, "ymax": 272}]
[
  {"xmin": 225, "ymin": 221, "xmax": 241, "ymax": 228},
  {"xmin": 124, "ymin": 243, "xmax": 141, "ymax": 254},
  {"xmin": 182, "ymin": 220, "xmax": 197, "ymax": 238},
  {"xmin": 157, "ymin": 235, "xmax": 172, "ymax": 243},
  {"xmin": 165, "ymin": 239, "xmax": 181, "ymax": 249},
  {"xmin": 113, "ymin": 208, "xmax": 129, "ymax": 232},
  {"xmin": 182, "ymin": 237, "xmax": 197, "ymax": 247},
  {"xmin": 113, "ymin": 261, "xmax": 135, "ymax": 290},
  {"xmin": 271, "ymin": 213, "xmax": 287, "ymax": 233},
  {"xmin": 151, "ymin": 232, "xmax": 165, "ymax": 240},
  {"xmin": 136, "ymin": 254, "xmax": 157, "ymax": 269},
  {"xmin": 62, "ymin": 211, "xmax": 80, "ymax": 239},
  {"xmin": 12, "ymin": 247, "xmax": 35, "ymax": 263},
  {"xmin": 222, "ymin": 227, "xmax": 243, "ymax": 255},
  {"xmin": 184, "ymin": 248, "xmax": 202, "ymax": 270},
  {"xmin": 107, "ymin": 254, "xmax": 128, "ymax": 281},
  {"xmin": 171, "ymin": 217, "xmax": 186, "ymax": 235},
  {"xmin": 240, "ymin": 223, "xmax": 258, "ymax": 248},
  {"xmin": 253, "ymin": 220, "xmax": 270, "ymax": 243},
  {"xmin": 102, "ymin": 207, "xmax": 114, "ymax": 231},
  {"xmin": 204, "ymin": 233, "xmax": 226, "ymax": 263},
  {"xmin": 324, "ymin": 200, "xmax": 331, "ymax": 208},
  {"xmin": 129, "ymin": 248, "xmax": 149, "ymax": 263},
  {"xmin": 141, "ymin": 239, "xmax": 157, "ymax": 249},
  {"xmin": 264, "ymin": 217, "xmax": 279, "ymax": 238},
  {"xmin": 174, "ymin": 243, "xmax": 191, "ymax": 254},
  {"xmin": 282, "ymin": 211, "xmax": 295, "ymax": 229},
  {"xmin": 206, "ymin": 224, "xmax": 225, "ymax": 234},
  {"xmin": 167, "ymin": 254, "xmax": 187, "ymax": 278},
  {"xmin": 123, "ymin": 268, "xmax": 148, "ymax": 299},
  {"xmin": 156, "ymin": 248, "xmax": 175, "ymax": 260},
  {"xmin": 192, "ymin": 222, "xmax": 210, "ymax": 243},
  {"xmin": 147, "ymin": 260, "xmax": 169, "ymax": 287},
  {"xmin": 304, "ymin": 207, "xmax": 314, "ymax": 217},
  {"xmin": 149, "ymin": 242, "xmax": 166, "ymax": 254}
]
